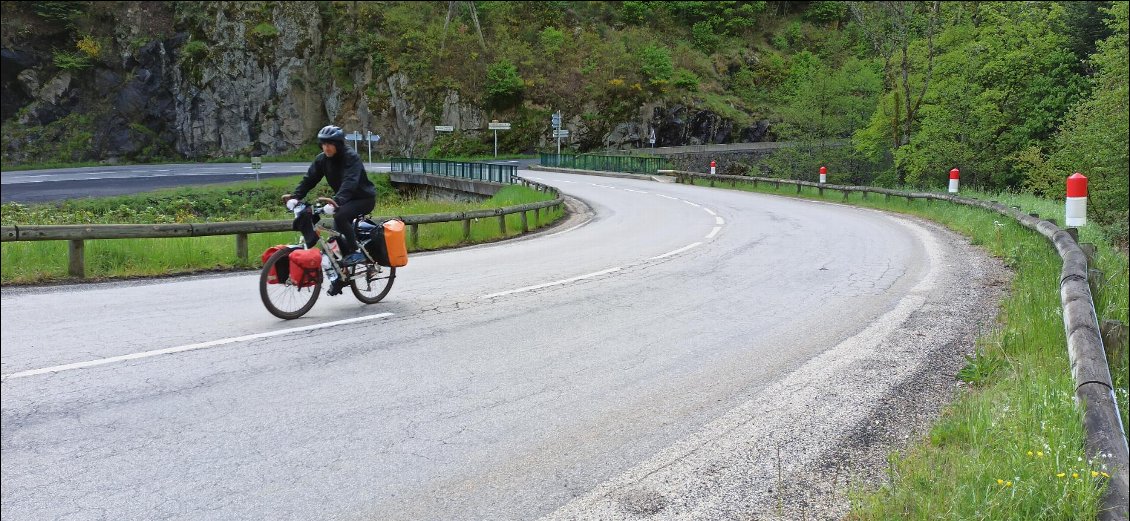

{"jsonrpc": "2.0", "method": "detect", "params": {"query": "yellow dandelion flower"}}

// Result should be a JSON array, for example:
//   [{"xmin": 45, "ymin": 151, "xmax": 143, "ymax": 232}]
[
  {"xmin": 1073, "ymin": 473, "xmax": 1080, "ymax": 479},
  {"xmin": 1057, "ymin": 472, "xmax": 1066, "ymax": 478},
  {"xmin": 1027, "ymin": 451, "xmax": 1033, "ymax": 457},
  {"xmin": 997, "ymin": 479, "xmax": 1004, "ymax": 485},
  {"xmin": 1037, "ymin": 451, "xmax": 1044, "ymax": 458},
  {"xmin": 1091, "ymin": 471, "xmax": 1099, "ymax": 478},
  {"xmin": 1006, "ymin": 481, "xmax": 1013, "ymax": 487},
  {"xmin": 1102, "ymin": 472, "xmax": 1110, "ymax": 478}
]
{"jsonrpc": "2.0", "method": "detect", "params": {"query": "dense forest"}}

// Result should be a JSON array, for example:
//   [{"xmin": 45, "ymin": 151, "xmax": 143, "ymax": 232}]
[{"xmin": 1, "ymin": 1, "xmax": 1127, "ymax": 239}]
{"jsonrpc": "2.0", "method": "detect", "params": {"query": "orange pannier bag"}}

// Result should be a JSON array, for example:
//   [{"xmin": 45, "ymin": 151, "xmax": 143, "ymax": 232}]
[
  {"xmin": 262, "ymin": 244, "xmax": 290, "ymax": 284},
  {"xmin": 288, "ymin": 248, "xmax": 323, "ymax": 287},
  {"xmin": 381, "ymin": 219, "xmax": 409, "ymax": 267}
]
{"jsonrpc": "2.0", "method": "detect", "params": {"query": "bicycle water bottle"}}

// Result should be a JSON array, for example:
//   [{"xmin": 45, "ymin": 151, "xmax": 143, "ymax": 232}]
[{"xmin": 322, "ymin": 253, "xmax": 339, "ymax": 283}]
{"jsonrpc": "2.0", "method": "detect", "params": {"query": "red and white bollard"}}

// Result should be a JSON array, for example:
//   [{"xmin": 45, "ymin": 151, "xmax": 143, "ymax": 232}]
[
  {"xmin": 710, "ymin": 160, "xmax": 716, "ymax": 176},
  {"xmin": 1066, "ymin": 173, "xmax": 1087, "ymax": 226},
  {"xmin": 819, "ymin": 166, "xmax": 827, "ymax": 184},
  {"xmin": 948, "ymin": 168, "xmax": 960, "ymax": 193}
]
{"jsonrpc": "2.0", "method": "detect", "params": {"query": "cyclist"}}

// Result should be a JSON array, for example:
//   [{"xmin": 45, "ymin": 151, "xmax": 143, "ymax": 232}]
[{"xmin": 282, "ymin": 125, "xmax": 377, "ymax": 271}]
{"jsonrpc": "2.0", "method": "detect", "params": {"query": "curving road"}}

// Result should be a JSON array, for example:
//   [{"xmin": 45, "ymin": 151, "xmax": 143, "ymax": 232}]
[{"xmin": 0, "ymin": 170, "xmax": 1007, "ymax": 520}]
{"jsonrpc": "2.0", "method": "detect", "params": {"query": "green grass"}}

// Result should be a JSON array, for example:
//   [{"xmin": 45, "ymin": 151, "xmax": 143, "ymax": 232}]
[
  {"xmin": 684, "ymin": 178, "xmax": 1128, "ymax": 518},
  {"xmin": 0, "ymin": 177, "xmax": 562, "ymax": 284}
]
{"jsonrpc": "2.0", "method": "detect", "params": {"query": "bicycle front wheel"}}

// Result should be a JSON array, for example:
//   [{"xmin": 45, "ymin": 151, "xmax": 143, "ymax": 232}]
[
  {"xmin": 260, "ymin": 248, "xmax": 322, "ymax": 319},
  {"xmin": 350, "ymin": 263, "xmax": 396, "ymax": 304}
]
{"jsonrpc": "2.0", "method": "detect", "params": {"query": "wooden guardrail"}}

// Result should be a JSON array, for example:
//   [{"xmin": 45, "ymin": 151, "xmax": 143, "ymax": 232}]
[
  {"xmin": 662, "ymin": 169, "xmax": 1128, "ymax": 519},
  {"xmin": 0, "ymin": 176, "xmax": 562, "ymax": 279}
]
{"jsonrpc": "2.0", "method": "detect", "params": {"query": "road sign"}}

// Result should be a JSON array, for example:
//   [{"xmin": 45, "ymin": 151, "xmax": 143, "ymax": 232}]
[
  {"xmin": 368, "ymin": 133, "xmax": 381, "ymax": 142},
  {"xmin": 488, "ymin": 122, "xmax": 511, "ymax": 130},
  {"xmin": 345, "ymin": 132, "xmax": 363, "ymax": 141},
  {"xmin": 434, "ymin": 125, "xmax": 454, "ymax": 132},
  {"xmin": 553, "ymin": 129, "xmax": 570, "ymax": 137},
  {"xmin": 251, "ymin": 156, "xmax": 262, "ymax": 169},
  {"xmin": 648, "ymin": 128, "xmax": 656, "ymax": 145},
  {"xmin": 551, "ymin": 112, "xmax": 561, "ymax": 127}
]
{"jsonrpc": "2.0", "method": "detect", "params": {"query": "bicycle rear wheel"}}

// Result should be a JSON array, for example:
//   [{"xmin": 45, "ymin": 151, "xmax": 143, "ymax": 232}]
[
  {"xmin": 260, "ymin": 247, "xmax": 322, "ymax": 319},
  {"xmin": 349, "ymin": 263, "xmax": 396, "ymax": 304}
]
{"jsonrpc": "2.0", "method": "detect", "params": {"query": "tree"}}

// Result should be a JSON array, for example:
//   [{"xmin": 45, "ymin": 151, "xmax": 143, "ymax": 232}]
[{"xmin": 849, "ymin": 1, "xmax": 940, "ymax": 184}]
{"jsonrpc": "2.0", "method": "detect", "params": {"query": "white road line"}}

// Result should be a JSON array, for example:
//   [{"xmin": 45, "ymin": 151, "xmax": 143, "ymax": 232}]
[
  {"xmin": 481, "ymin": 267, "xmax": 622, "ymax": 299},
  {"xmin": 591, "ymin": 183, "xmax": 616, "ymax": 188},
  {"xmin": 623, "ymin": 189, "xmax": 649, "ymax": 194},
  {"xmin": 683, "ymin": 200, "xmax": 701, "ymax": 208},
  {"xmin": 559, "ymin": 180, "xmax": 576, "ymax": 183},
  {"xmin": 715, "ymin": 216, "xmax": 725, "ymax": 225},
  {"xmin": 1, "ymin": 313, "xmax": 395, "ymax": 380},
  {"xmin": 650, "ymin": 242, "xmax": 702, "ymax": 260},
  {"xmin": 656, "ymin": 194, "xmax": 679, "ymax": 200},
  {"xmin": 706, "ymin": 227, "xmax": 721, "ymax": 240},
  {"xmin": 542, "ymin": 217, "xmax": 592, "ymax": 238},
  {"xmin": 703, "ymin": 208, "xmax": 717, "ymax": 216}
]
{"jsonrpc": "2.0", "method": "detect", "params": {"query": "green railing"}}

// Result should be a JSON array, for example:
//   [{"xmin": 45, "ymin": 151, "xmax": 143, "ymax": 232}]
[
  {"xmin": 539, "ymin": 153, "xmax": 671, "ymax": 174},
  {"xmin": 391, "ymin": 158, "xmax": 516, "ymax": 184}
]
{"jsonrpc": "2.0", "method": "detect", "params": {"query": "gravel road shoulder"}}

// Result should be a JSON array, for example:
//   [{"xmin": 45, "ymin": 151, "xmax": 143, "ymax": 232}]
[{"xmin": 542, "ymin": 211, "xmax": 1012, "ymax": 521}]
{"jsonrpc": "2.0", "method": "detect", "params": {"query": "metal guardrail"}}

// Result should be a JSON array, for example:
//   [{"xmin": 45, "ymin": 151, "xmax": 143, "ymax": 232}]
[
  {"xmin": 0, "ymin": 176, "xmax": 562, "ymax": 278},
  {"xmin": 540, "ymin": 153, "xmax": 671, "ymax": 175},
  {"xmin": 663, "ymin": 169, "xmax": 1128, "ymax": 520},
  {"xmin": 621, "ymin": 139, "xmax": 851, "ymax": 156},
  {"xmin": 390, "ymin": 157, "xmax": 516, "ymax": 184}
]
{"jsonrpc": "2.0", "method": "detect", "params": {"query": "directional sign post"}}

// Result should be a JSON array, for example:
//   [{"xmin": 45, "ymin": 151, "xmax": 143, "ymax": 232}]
[
  {"xmin": 434, "ymin": 125, "xmax": 455, "ymax": 132},
  {"xmin": 488, "ymin": 120, "xmax": 511, "ymax": 158},
  {"xmin": 251, "ymin": 156, "xmax": 262, "ymax": 184},
  {"xmin": 649, "ymin": 127, "xmax": 656, "ymax": 148},
  {"xmin": 552, "ymin": 111, "xmax": 563, "ymax": 155},
  {"xmin": 345, "ymin": 131, "xmax": 363, "ymax": 151},
  {"xmin": 366, "ymin": 131, "xmax": 380, "ymax": 166}
]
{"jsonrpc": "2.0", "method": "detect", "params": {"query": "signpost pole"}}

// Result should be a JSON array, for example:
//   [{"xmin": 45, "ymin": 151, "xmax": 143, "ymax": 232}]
[
  {"xmin": 367, "ymin": 131, "xmax": 373, "ymax": 166},
  {"xmin": 494, "ymin": 129, "xmax": 498, "ymax": 158}
]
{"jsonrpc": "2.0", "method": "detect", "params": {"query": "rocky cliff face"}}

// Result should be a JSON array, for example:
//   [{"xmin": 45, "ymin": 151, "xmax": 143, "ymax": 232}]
[{"xmin": 0, "ymin": 2, "xmax": 772, "ymax": 165}]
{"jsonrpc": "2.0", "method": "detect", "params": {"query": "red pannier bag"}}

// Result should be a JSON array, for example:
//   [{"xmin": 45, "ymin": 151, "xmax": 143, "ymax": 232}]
[
  {"xmin": 288, "ymin": 248, "xmax": 323, "ymax": 287},
  {"xmin": 261, "ymin": 244, "xmax": 290, "ymax": 284}
]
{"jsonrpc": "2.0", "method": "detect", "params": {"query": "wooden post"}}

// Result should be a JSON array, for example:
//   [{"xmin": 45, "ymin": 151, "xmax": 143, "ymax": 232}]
[
  {"xmin": 236, "ymin": 233, "xmax": 248, "ymax": 261},
  {"xmin": 499, "ymin": 215, "xmax": 507, "ymax": 236},
  {"xmin": 520, "ymin": 211, "xmax": 529, "ymax": 232},
  {"xmin": 862, "ymin": 190, "xmax": 868, "ymax": 200},
  {"xmin": 410, "ymin": 223, "xmax": 419, "ymax": 250},
  {"xmin": 533, "ymin": 207, "xmax": 540, "ymax": 227},
  {"xmin": 1101, "ymin": 320, "xmax": 1127, "ymax": 366},
  {"xmin": 1066, "ymin": 228, "xmax": 1079, "ymax": 242},
  {"xmin": 68, "ymin": 239, "xmax": 84, "ymax": 278},
  {"xmin": 463, "ymin": 219, "xmax": 471, "ymax": 241},
  {"xmin": 1079, "ymin": 243, "xmax": 1096, "ymax": 265},
  {"xmin": 842, "ymin": 190, "xmax": 849, "ymax": 201},
  {"xmin": 818, "ymin": 186, "xmax": 824, "ymax": 197},
  {"xmin": 885, "ymin": 193, "xmax": 890, "ymax": 201}
]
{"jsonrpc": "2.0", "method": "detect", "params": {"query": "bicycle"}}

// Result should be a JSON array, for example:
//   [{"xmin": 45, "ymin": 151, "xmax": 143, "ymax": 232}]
[{"xmin": 259, "ymin": 199, "xmax": 396, "ymax": 319}]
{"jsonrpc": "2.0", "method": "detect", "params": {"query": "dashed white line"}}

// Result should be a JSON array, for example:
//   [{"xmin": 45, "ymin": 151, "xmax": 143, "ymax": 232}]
[
  {"xmin": 683, "ymin": 200, "xmax": 701, "ymax": 208},
  {"xmin": 650, "ymin": 242, "xmax": 702, "ymax": 260},
  {"xmin": 481, "ymin": 267, "xmax": 622, "ymax": 299},
  {"xmin": 703, "ymin": 208, "xmax": 717, "ymax": 216},
  {"xmin": 656, "ymin": 194, "xmax": 679, "ymax": 200},
  {"xmin": 591, "ymin": 183, "xmax": 616, "ymax": 189},
  {"xmin": 715, "ymin": 216, "xmax": 725, "ymax": 225},
  {"xmin": 1, "ymin": 312, "xmax": 395, "ymax": 380},
  {"xmin": 623, "ymin": 189, "xmax": 649, "ymax": 194},
  {"xmin": 706, "ymin": 227, "xmax": 721, "ymax": 240}
]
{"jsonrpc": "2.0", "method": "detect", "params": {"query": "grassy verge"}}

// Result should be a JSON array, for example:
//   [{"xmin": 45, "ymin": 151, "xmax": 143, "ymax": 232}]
[
  {"xmin": 685, "ymin": 178, "xmax": 1128, "ymax": 518},
  {"xmin": 0, "ymin": 176, "xmax": 563, "ymax": 284}
]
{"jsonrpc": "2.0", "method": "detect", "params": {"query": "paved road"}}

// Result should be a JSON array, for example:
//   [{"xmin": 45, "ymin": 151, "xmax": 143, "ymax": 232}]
[
  {"xmin": 0, "ymin": 159, "xmax": 536, "ymax": 203},
  {"xmin": 0, "ymin": 170, "xmax": 1005, "ymax": 520}
]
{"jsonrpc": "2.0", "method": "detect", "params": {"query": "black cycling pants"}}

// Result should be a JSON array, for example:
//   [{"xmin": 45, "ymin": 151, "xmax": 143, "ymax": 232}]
[{"xmin": 333, "ymin": 197, "xmax": 376, "ymax": 255}]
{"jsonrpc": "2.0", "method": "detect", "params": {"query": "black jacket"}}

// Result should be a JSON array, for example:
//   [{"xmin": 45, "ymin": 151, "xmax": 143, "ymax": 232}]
[{"xmin": 292, "ymin": 145, "xmax": 377, "ymax": 205}]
